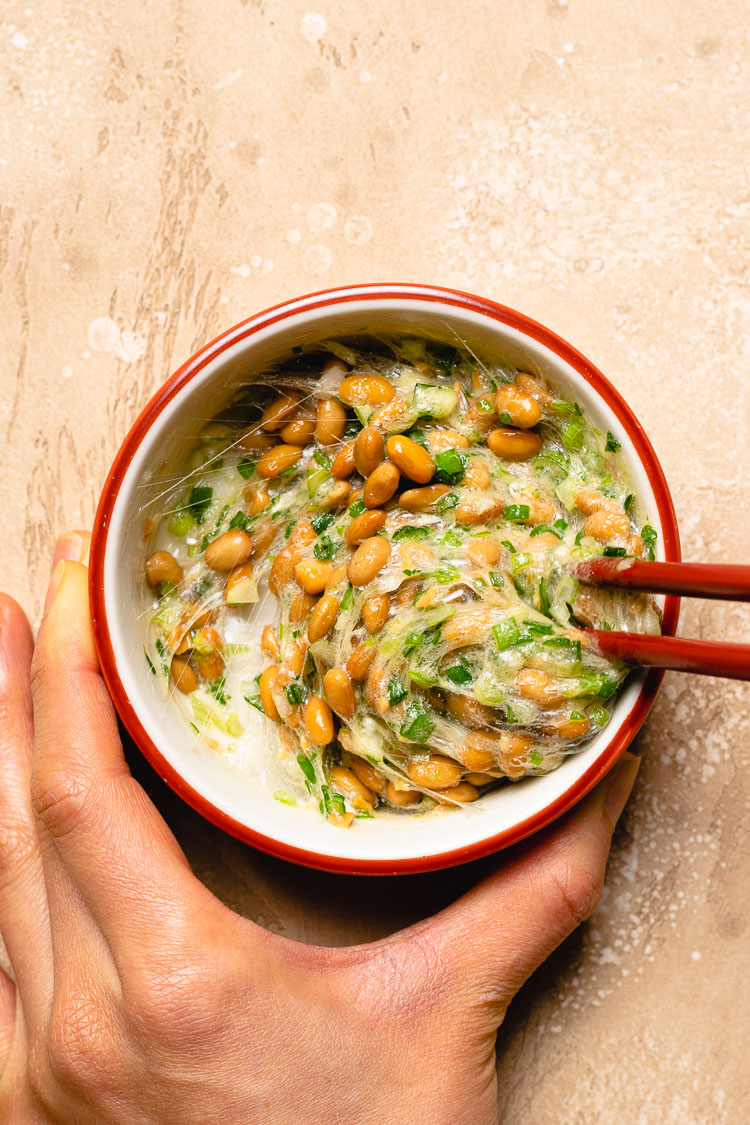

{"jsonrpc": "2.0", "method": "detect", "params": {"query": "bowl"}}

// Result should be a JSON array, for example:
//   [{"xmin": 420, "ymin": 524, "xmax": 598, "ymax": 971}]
[{"xmin": 89, "ymin": 283, "xmax": 680, "ymax": 875}]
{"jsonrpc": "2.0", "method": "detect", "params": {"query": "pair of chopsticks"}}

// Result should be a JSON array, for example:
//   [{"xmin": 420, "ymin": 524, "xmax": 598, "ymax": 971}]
[{"xmin": 574, "ymin": 558, "xmax": 750, "ymax": 681}]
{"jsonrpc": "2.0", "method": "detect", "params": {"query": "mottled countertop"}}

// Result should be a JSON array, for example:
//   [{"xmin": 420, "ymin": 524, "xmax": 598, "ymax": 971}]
[{"xmin": 2, "ymin": 2, "xmax": 749, "ymax": 1120}]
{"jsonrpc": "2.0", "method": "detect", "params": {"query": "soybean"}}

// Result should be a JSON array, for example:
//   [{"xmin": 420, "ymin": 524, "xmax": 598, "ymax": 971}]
[
  {"xmin": 205, "ymin": 530, "xmax": 253, "ymax": 571},
  {"xmin": 323, "ymin": 668, "xmax": 356, "ymax": 719},
  {"xmin": 363, "ymin": 461, "xmax": 400, "ymax": 508},
  {"xmin": 347, "ymin": 536, "xmax": 391, "ymax": 586},
  {"xmin": 146, "ymin": 551, "xmax": 183, "ymax": 589},
  {"xmin": 385, "ymin": 435, "xmax": 435, "ymax": 484}
]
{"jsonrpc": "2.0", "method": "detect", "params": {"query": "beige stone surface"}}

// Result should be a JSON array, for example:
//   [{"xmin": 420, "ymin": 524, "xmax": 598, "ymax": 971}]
[{"xmin": 2, "ymin": 1, "xmax": 750, "ymax": 1120}]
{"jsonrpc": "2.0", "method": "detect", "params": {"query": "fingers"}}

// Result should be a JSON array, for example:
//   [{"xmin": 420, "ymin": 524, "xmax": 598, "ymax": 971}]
[
  {"xmin": 0, "ymin": 594, "xmax": 54, "ymax": 1026},
  {"xmin": 412, "ymin": 754, "xmax": 640, "ymax": 1016},
  {"xmin": 30, "ymin": 557, "xmax": 209, "ymax": 965}
]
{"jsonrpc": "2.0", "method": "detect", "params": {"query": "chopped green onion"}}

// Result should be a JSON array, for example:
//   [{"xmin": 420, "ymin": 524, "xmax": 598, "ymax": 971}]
[
  {"xmin": 498, "ymin": 411, "xmax": 514, "ymax": 426},
  {"xmin": 504, "ymin": 504, "xmax": 530, "ymax": 522},
  {"xmin": 505, "ymin": 703, "xmax": 517, "ymax": 723},
  {"xmin": 475, "ymin": 397, "xmax": 495, "ymax": 413},
  {"xmin": 313, "ymin": 448, "xmax": 332, "ymax": 470},
  {"xmin": 314, "ymin": 535, "xmax": 334, "ymax": 561},
  {"xmin": 435, "ymin": 491, "xmax": 458, "ymax": 515},
  {"xmin": 158, "ymin": 580, "xmax": 176, "ymax": 598},
  {"xmin": 409, "ymin": 670, "xmax": 438, "ymax": 688},
  {"xmin": 388, "ymin": 679, "xmax": 409, "ymax": 707},
  {"xmin": 562, "ymin": 421, "xmax": 585, "ymax": 452},
  {"xmin": 551, "ymin": 400, "xmax": 581, "ymax": 417},
  {"xmin": 208, "ymin": 677, "xmax": 229, "ymax": 706},
  {"xmin": 393, "ymin": 525, "xmax": 430, "ymax": 541},
  {"xmin": 605, "ymin": 432, "xmax": 621, "ymax": 452},
  {"xmin": 624, "ymin": 494, "xmax": 634, "ymax": 512},
  {"xmin": 348, "ymin": 498, "xmax": 366, "ymax": 518},
  {"xmin": 539, "ymin": 576, "xmax": 551, "ymax": 617},
  {"xmin": 489, "ymin": 571, "xmax": 504, "ymax": 588},
  {"xmin": 530, "ymin": 750, "xmax": 544, "ymax": 766},
  {"xmin": 440, "ymin": 529, "xmax": 462, "ymax": 547},
  {"xmin": 444, "ymin": 656, "xmax": 473, "ymax": 685},
  {"xmin": 228, "ymin": 511, "xmax": 248, "ymax": 532},
  {"xmin": 529, "ymin": 523, "xmax": 564, "ymax": 539},
  {"xmin": 500, "ymin": 539, "xmax": 516, "ymax": 553},
  {"xmin": 186, "ymin": 485, "xmax": 213, "ymax": 523},
  {"xmin": 311, "ymin": 512, "xmax": 334, "ymax": 535},
  {"xmin": 236, "ymin": 458, "xmax": 255, "ymax": 479},
  {"xmin": 641, "ymin": 524, "xmax": 657, "ymax": 560},
  {"xmin": 244, "ymin": 693, "xmax": 264, "ymax": 713},
  {"xmin": 434, "ymin": 448, "xmax": 466, "ymax": 485},
  {"xmin": 570, "ymin": 710, "xmax": 586, "ymax": 721},
  {"xmin": 434, "ymin": 565, "xmax": 460, "ymax": 584},
  {"xmin": 603, "ymin": 546, "xmax": 627, "ymax": 557},
  {"xmin": 588, "ymin": 704, "xmax": 610, "ymax": 728},
  {"xmin": 285, "ymin": 682, "xmax": 305, "ymax": 706},
  {"xmin": 144, "ymin": 649, "xmax": 156, "ymax": 675},
  {"xmin": 273, "ymin": 791, "xmax": 297, "ymax": 806},
  {"xmin": 511, "ymin": 552, "xmax": 532, "ymax": 573},
  {"xmin": 167, "ymin": 511, "xmax": 195, "ymax": 537},
  {"xmin": 297, "ymin": 753, "xmax": 316, "ymax": 785},
  {"xmin": 493, "ymin": 618, "xmax": 520, "ymax": 651},
  {"xmin": 339, "ymin": 583, "xmax": 354, "ymax": 611},
  {"xmin": 524, "ymin": 620, "xmax": 553, "ymax": 635},
  {"xmin": 399, "ymin": 698, "xmax": 435, "ymax": 742}
]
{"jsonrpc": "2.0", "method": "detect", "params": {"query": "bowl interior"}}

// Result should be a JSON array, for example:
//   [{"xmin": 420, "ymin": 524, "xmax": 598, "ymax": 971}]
[{"xmin": 96, "ymin": 292, "xmax": 673, "ymax": 872}]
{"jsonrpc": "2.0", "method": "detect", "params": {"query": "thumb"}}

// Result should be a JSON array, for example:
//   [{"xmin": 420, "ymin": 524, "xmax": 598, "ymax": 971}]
[{"xmin": 422, "ymin": 752, "xmax": 640, "ymax": 1017}]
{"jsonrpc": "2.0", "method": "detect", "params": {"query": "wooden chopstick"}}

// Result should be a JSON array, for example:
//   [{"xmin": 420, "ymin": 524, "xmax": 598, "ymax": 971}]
[
  {"xmin": 574, "ymin": 557, "xmax": 750, "ymax": 601},
  {"xmin": 587, "ymin": 630, "xmax": 750, "ymax": 681},
  {"xmin": 574, "ymin": 557, "xmax": 750, "ymax": 680}
]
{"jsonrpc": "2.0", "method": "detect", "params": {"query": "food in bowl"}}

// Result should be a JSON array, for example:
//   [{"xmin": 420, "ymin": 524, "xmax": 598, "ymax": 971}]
[{"xmin": 141, "ymin": 335, "xmax": 660, "ymax": 829}]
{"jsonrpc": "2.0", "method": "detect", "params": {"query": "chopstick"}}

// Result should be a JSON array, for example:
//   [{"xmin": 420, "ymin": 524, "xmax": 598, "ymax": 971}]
[
  {"xmin": 574, "ymin": 557, "xmax": 750, "ymax": 601},
  {"xmin": 574, "ymin": 557, "xmax": 750, "ymax": 680},
  {"xmin": 586, "ymin": 630, "xmax": 750, "ymax": 681}
]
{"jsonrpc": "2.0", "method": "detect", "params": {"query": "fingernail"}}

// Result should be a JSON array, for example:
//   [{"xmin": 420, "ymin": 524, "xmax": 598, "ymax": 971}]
[
  {"xmin": 50, "ymin": 531, "xmax": 90, "ymax": 571},
  {"xmin": 603, "ymin": 751, "xmax": 640, "ymax": 832},
  {"xmin": 43, "ymin": 560, "xmax": 68, "ymax": 617}
]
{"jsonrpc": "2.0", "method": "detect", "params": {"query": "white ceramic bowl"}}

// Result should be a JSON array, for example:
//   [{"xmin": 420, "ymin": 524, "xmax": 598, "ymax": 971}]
[{"xmin": 90, "ymin": 284, "xmax": 680, "ymax": 874}]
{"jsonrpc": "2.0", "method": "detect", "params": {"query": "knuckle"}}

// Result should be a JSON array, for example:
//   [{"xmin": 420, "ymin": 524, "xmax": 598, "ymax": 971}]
[
  {"xmin": 30, "ymin": 988, "xmax": 123, "ymax": 1106},
  {"xmin": 123, "ymin": 959, "xmax": 226, "ymax": 1048},
  {"xmin": 30, "ymin": 769, "xmax": 94, "ymax": 841},
  {"xmin": 547, "ymin": 856, "xmax": 603, "ymax": 929}
]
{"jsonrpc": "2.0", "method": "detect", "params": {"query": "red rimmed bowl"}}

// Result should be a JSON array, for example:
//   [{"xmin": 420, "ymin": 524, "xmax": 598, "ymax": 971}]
[{"xmin": 90, "ymin": 283, "xmax": 680, "ymax": 875}]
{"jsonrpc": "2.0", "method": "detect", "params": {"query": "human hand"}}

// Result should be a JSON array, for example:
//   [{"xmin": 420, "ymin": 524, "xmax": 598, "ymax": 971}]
[{"xmin": 0, "ymin": 534, "xmax": 639, "ymax": 1124}]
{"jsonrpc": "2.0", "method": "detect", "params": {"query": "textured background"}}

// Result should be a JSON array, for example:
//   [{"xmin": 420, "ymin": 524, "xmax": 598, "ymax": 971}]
[{"xmin": 2, "ymin": 1, "xmax": 750, "ymax": 1120}]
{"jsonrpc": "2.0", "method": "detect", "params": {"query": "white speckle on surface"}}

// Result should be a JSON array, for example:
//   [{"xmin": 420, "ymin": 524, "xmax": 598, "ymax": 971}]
[
  {"xmin": 299, "ymin": 12, "xmax": 326, "ymax": 43},
  {"xmin": 61, "ymin": 365, "xmax": 72, "ymax": 379},
  {"xmin": 437, "ymin": 71, "xmax": 447, "ymax": 83},
  {"xmin": 286, "ymin": 228, "xmax": 301, "ymax": 244},
  {"xmin": 251, "ymin": 254, "xmax": 263, "ymax": 268},
  {"xmin": 86, "ymin": 317, "xmax": 145, "ymax": 363},
  {"xmin": 87, "ymin": 317, "xmax": 120, "ymax": 353},
  {"xmin": 292, "ymin": 202, "xmax": 301, "ymax": 214},
  {"xmin": 307, "ymin": 202, "xmax": 337, "ymax": 232},
  {"xmin": 303, "ymin": 244, "xmax": 332, "ymax": 274},
  {"xmin": 230, "ymin": 264, "xmax": 251, "ymax": 278},
  {"xmin": 360, "ymin": 70, "xmax": 372, "ymax": 83},
  {"xmin": 691, "ymin": 951, "xmax": 702, "ymax": 961},
  {"xmin": 343, "ymin": 214, "xmax": 373, "ymax": 244},
  {"xmin": 11, "ymin": 31, "xmax": 28, "ymax": 48},
  {"xmin": 115, "ymin": 329, "xmax": 147, "ymax": 364},
  {"xmin": 261, "ymin": 258, "xmax": 275, "ymax": 274},
  {"xmin": 212, "ymin": 68, "xmax": 244, "ymax": 91}
]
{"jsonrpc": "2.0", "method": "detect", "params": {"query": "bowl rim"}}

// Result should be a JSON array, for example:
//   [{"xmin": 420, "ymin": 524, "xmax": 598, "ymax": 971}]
[{"xmin": 89, "ymin": 282, "xmax": 681, "ymax": 876}]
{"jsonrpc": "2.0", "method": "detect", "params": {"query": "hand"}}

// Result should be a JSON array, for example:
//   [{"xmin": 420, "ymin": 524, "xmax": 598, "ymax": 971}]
[{"xmin": 0, "ymin": 534, "xmax": 639, "ymax": 1124}]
